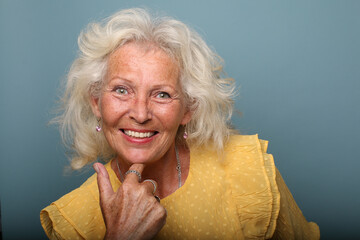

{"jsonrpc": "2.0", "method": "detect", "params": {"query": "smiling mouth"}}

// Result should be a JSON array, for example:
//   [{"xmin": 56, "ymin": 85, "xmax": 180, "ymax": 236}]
[{"xmin": 122, "ymin": 130, "xmax": 157, "ymax": 138}]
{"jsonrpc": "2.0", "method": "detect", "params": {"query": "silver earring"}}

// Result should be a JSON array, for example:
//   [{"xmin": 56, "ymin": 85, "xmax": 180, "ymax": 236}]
[{"xmin": 96, "ymin": 118, "xmax": 102, "ymax": 132}]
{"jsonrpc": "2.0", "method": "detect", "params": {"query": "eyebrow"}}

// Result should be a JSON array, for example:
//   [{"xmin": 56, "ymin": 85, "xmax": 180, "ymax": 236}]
[
  {"xmin": 107, "ymin": 77, "xmax": 135, "ymax": 87},
  {"xmin": 108, "ymin": 77, "xmax": 178, "ymax": 91},
  {"xmin": 108, "ymin": 76, "xmax": 132, "ymax": 83}
]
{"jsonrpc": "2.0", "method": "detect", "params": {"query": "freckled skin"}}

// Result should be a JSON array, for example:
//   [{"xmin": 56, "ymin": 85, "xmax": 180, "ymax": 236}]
[
  {"xmin": 91, "ymin": 42, "xmax": 193, "ymax": 239},
  {"xmin": 91, "ymin": 42, "xmax": 191, "ymax": 190}
]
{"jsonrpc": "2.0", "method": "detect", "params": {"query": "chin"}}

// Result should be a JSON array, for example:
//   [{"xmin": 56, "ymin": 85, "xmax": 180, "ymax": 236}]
[{"xmin": 120, "ymin": 154, "xmax": 158, "ymax": 166}]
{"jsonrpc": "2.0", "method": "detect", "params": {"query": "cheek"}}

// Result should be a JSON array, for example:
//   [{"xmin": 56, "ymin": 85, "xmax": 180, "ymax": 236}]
[
  {"xmin": 100, "ymin": 97, "xmax": 128, "ymax": 124},
  {"xmin": 154, "ymin": 104, "xmax": 185, "ymax": 128}
]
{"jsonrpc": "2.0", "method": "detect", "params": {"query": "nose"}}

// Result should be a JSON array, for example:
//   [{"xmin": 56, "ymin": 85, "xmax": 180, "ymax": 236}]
[{"xmin": 129, "ymin": 96, "xmax": 152, "ymax": 124}]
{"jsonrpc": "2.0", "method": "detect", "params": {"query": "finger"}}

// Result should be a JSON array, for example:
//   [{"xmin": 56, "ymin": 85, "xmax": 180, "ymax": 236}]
[
  {"xmin": 142, "ymin": 179, "xmax": 158, "ymax": 195},
  {"xmin": 93, "ymin": 163, "xmax": 115, "ymax": 202},
  {"xmin": 123, "ymin": 163, "xmax": 145, "ymax": 184}
]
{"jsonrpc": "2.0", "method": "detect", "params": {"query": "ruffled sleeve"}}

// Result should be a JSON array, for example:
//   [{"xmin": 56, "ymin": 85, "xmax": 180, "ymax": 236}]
[
  {"xmin": 225, "ymin": 135, "xmax": 280, "ymax": 239},
  {"xmin": 40, "ymin": 174, "xmax": 106, "ymax": 240},
  {"xmin": 40, "ymin": 204, "xmax": 82, "ymax": 240},
  {"xmin": 225, "ymin": 135, "xmax": 319, "ymax": 239},
  {"xmin": 271, "ymin": 169, "xmax": 320, "ymax": 240}
]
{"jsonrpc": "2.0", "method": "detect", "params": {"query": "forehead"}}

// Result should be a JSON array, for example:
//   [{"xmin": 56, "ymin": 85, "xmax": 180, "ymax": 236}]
[{"xmin": 106, "ymin": 42, "xmax": 179, "ymax": 81}]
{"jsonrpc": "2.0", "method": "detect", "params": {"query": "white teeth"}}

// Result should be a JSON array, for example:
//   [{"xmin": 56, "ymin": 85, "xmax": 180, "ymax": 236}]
[{"xmin": 124, "ymin": 130, "xmax": 155, "ymax": 138}]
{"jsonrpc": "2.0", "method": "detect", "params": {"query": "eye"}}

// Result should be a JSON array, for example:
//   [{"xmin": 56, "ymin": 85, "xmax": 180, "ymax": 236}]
[
  {"xmin": 115, "ymin": 87, "xmax": 128, "ymax": 95},
  {"xmin": 156, "ymin": 92, "xmax": 170, "ymax": 99}
]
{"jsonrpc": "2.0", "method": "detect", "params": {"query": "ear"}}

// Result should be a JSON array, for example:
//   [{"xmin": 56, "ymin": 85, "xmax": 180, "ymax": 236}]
[
  {"xmin": 90, "ymin": 94, "xmax": 102, "ymax": 119},
  {"xmin": 180, "ymin": 108, "xmax": 192, "ymax": 125}
]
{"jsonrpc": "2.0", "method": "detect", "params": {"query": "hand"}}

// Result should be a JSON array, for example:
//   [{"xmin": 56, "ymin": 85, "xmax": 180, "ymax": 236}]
[{"xmin": 93, "ymin": 163, "xmax": 167, "ymax": 240}]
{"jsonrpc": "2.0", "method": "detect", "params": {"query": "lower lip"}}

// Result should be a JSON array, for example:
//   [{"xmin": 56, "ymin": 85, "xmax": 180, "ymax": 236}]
[{"xmin": 121, "ymin": 131, "xmax": 157, "ymax": 144}]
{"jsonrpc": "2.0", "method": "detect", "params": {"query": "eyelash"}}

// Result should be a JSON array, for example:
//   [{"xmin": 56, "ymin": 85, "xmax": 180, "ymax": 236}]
[
  {"xmin": 156, "ymin": 92, "xmax": 171, "ymax": 99},
  {"xmin": 113, "ymin": 86, "xmax": 128, "ymax": 94}
]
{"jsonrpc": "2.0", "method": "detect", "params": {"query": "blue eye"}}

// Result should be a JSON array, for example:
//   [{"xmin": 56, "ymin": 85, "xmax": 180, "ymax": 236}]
[
  {"xmin": 157, "ymin": 92, "xmax": 170, "ymax": 99},
  {"xmin": 115, "ymin": 87, "xmax": 128, "ymax": 94}
]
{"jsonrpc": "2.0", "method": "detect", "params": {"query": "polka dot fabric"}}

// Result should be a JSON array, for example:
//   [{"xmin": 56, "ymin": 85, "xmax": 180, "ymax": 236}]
[{"xmin": 40, "ymin": 135, "xmax": 319, "ymax": 239}]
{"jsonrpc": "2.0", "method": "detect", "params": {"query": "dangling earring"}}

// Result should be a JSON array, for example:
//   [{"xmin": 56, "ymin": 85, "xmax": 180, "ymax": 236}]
[
  {"xmin": 96, "ymin": 118, "xmax": 102, "ymax": 132},
  {"xmin": 183, "ymin": 130, "xmax": 188, "ymax": 139}
]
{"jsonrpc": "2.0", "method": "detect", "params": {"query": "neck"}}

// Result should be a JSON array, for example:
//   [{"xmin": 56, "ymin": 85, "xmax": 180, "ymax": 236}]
[{"xmin": 112, "ymin": 143, "xmax": 190, "ymax": 199}]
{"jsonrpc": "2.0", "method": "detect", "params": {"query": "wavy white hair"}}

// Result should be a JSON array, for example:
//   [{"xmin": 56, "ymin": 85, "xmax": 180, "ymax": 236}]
[{"xmin": 55, "ymin": 8, "xmax": 236, "ymax": 169}]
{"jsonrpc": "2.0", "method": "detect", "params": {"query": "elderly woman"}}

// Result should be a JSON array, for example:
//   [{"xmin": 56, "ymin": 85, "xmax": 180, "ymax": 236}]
[{"xmin": 40, "ymin": 8, "xmax": 319, "ymax": 240}]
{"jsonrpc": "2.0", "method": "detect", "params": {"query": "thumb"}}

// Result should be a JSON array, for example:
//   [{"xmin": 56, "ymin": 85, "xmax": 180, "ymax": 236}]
[{"xmin": 93, "ymin": 163, "xmax": 114, "ymax": 202}]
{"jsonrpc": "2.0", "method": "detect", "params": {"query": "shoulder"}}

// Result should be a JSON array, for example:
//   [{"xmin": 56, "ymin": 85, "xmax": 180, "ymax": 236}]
[
  {"xmin": 224, "ymin": 134, "xmax": 280, "ymax": 239},
  {"xmin": 225, "ymin": 134, "xmax": 269, "ymax": 152},
  {"xmin": 40, "ymin": 162, "xmax": 115, "ymax": 239},
  {"xmin": 223, "ymin": 134, "xmax": 273, "ymax": 171}
]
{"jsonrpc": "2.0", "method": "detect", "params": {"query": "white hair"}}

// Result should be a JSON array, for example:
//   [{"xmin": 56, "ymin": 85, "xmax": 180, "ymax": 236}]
[{"xmin": 55, "ymin": 8, "xmax": 236, "ymax": 169}]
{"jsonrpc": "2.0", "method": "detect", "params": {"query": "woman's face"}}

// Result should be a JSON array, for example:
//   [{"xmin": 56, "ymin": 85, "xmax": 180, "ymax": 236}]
[{"xmin": 91, "ymin": 42, "xmax": 191, "ymax": 165}]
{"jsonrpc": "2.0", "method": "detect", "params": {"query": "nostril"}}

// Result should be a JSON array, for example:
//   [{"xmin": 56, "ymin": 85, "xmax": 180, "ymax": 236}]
[{"xmin": 128, "ymin": 111, "xmax": 151, "ymax": 123}]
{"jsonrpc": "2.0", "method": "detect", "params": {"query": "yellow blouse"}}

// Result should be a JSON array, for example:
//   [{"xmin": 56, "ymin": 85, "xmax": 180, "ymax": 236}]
[{"xmin": 40, "ymin": 135, "xmax": 319, "ymax": 239}]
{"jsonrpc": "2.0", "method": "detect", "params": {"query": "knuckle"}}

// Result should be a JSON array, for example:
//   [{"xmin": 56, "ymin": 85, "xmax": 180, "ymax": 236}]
[
  {"xmin": 153, "ymin": 205, "xmax": 167, "ymax": 218},
  {"xmin": 139, "ymin": 185, "xmax": 149, "ymax": 195},
  {"xmin": 158, "ymin": 207, "xmax": 167, "ymax": 217},
  {"xmin": 121, "ymin": 183, "xmax": 134, "ymax": 194},
  {"xmin": 154, "ymin": 207, "xmax": 167, "ymax": 226},
  {"xmin": 131, "ymin": 184, "xmax": 148, "ymax": 197}
]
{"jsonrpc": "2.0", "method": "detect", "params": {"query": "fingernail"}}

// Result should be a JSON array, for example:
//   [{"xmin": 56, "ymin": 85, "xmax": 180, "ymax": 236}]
[{"xmin": 93, "ymin": 164, "xmax": 99, "ymax": 173}]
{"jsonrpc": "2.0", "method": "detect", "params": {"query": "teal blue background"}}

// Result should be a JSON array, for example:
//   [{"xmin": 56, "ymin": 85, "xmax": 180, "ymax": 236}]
[{"xmin": 1, "ymin": 0, "xmax": 359, "ymax": 239}]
